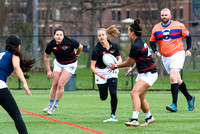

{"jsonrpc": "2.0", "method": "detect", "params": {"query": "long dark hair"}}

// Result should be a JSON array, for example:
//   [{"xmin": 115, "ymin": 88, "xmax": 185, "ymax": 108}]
[
  {"xmin": 6, "ymin": 35, "xmax": 35, "ymax": 78},
  {"xmin": 129, "ymin": 19, "xmax": 142, "ymax": 36}
]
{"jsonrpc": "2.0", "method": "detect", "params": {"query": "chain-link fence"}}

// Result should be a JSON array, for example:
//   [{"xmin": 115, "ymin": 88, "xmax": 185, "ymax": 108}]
[{"xmin": 1, "ymin": 35, "xmax": 199, "ymax": 90}]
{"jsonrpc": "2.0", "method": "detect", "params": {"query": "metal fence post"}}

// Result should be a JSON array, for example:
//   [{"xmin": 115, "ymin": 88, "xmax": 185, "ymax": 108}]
[
  {"xmin": 18, "ymin": 78, "xmax": 21, "ymax": 89},
  {"xmin": 92, "ymin": 35, "xmax": 95, "ymax": 90}
]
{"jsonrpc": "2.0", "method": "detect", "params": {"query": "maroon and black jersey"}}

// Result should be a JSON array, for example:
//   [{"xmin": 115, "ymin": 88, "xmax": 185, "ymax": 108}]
[
  {"xmin": 91, "ymin": 40, "xmax": 120, "ymax": 69},
  {"xmin": 129, "ymin": 37, "xmax": 157, "ymax": 73},
  {"xmin": 45, "ymin": 36, "xmax": 80, "ymax": 65}
]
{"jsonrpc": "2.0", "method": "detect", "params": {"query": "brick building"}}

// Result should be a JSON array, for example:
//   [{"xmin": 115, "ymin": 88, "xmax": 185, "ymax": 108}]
[{"xmin": 3, "ymin": 0, "xmax": 200, "ymax": 35}]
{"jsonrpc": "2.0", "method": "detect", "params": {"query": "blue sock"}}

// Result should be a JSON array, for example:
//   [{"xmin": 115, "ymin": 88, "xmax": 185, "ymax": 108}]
[
  {"xmin": 54, "ymin": 99, "xmax": 60, "ymax": 107},
  {"xmin": 49, "ymin": 100, "xmax": 54, "ymax": 106}
]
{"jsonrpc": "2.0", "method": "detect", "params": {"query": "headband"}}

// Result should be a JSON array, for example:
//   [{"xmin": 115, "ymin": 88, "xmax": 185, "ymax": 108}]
[{"xmin": 129, "ymin": 26, "xmax": 142, "ymax": 33}]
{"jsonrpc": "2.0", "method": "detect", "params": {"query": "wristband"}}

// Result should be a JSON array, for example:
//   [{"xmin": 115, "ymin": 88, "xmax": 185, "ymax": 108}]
[
  {"xmin": 155, "ymin": 51, "xmax": 159, "ymax": 55},
  {"xmin": 187, "ymin": 48, "xmax": 192, "ymax": 52},
  {"xmin": 115, "ymin": 64, "xmax": 118, "ymax": 69}
]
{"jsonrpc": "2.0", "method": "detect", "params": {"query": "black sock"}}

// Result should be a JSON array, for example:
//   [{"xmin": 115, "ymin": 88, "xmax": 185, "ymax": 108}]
[
  {"xmin": 171, "ymin": 83, "xmax": 179, "ymax": 106},
  {"xmin": 131, "ymin": 118, "xmax": 138, "ymax": 121},
  {"xmin": 145, "ymin": 115, "xmax": 152, "ymax": 122},
  {"xmin": 179, "ymin": 81, "xmax": 192, "ymax": 100}
]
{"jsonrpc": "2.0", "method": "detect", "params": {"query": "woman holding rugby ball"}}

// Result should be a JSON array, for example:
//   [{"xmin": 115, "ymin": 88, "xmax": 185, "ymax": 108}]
[
  {"xmin": 109, "ymin": 19, "xmax": 158, "ymax": 127},
  {"xmin": 43, "ymin": 26, "xmax": 83, "ymax": 115},
  {"xmin": 90, "ymin": 25, "xmax": 122, "ymax": 122}
]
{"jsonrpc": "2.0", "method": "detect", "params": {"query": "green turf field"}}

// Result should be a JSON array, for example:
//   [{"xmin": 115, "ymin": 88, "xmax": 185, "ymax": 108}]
[
  {"xmin": 0, "ymin": 90, "xmax": 200, "ymax": 134},
  {"xmin": 6, "ymin": 69, "xmax": 200, "ymax": 90}
]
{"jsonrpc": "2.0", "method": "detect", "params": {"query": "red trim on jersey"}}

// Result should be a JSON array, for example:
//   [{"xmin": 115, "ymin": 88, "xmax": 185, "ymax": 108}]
[
  {"xmin": 57, "ymin": 56, "xmax": 77, "ymax": 64},
  {"xmin": 142, "ymin": 47, "xmax": 148, "ymax": 51},
  {"xmin": 67, "ymin": 51, "xmax": 75, "ymax": 57},
  {"xmin": 169, "ymin": 32, "xmax": 182, "ymax": 36},
  {"xmin": 139, "ymin": 64, "xmax": 156, "ymax": 72},
  {"xmin": 135, "ymin": 57, "xmax": 152, "ymax": 62},
  {"xmin": 155, "ymin": 34, "xmax": 163, "ymax": 38}
]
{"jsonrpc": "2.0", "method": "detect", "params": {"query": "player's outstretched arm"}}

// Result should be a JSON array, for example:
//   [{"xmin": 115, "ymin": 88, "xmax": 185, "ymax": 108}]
[{"xmin": 12, "ymin": 55, "xmax": 32, "ymax": 96}]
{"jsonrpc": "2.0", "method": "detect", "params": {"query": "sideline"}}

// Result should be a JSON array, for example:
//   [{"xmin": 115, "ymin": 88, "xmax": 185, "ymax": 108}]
[{"xmin": 0, "ymin": 107, "xmax": 105, "ymax": 134}]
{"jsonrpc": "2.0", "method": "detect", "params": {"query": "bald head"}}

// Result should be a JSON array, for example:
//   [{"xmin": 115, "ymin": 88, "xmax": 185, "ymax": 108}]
[
  {"xmin": 160, "ymin": 8, "xmax": 172, "ymax": 25},
  {"xmin": 161, "ymin": 8, "xmax": 171, "ymax": 15}
]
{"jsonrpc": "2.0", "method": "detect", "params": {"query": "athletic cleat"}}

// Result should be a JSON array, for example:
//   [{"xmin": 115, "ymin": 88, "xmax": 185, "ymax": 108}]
[
  {"xmin": 47, "ymin": 105, "xmax": 57, "ymax": 115},
  {"xmin": 103, "ymin": 114, "xmax": 118, "ymax": 122},
  {"xmin": 166, "ymin": 103, "xmax": 177, "ymax": 112},
  {"xmin": 43, "ymin": 104, "xmax": 52, "ymax": 113},
  {"xmin": 187, "ymin": 95, "xmax": 195, "ymax": 111},
  {"xmin": 141, "ymin": 116, "xmax": 155, "ymax": 127},
  {"xmin": 125, "ymin": 119, "xmax": 139, "ymax": 127}
]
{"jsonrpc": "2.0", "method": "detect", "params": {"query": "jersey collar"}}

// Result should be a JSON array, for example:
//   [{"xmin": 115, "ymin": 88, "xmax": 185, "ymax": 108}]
[
  {"xmin": 161, "ymin": 20, "xmax": 172, "ymax": 27},
  {"xmin": 98, "ymin": 40, "xmax": 113, "ymax": 50}
]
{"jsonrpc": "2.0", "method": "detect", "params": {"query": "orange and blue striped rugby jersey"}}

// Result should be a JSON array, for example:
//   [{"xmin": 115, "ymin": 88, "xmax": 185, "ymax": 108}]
[{"xmin": 150, "ymin": 20, "xmax": 190, "ymax": 57}]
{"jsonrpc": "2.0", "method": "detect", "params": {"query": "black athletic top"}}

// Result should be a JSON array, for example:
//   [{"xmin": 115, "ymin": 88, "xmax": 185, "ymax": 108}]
[
  {"xmin": 91, "ymin": 40, "xmax": 120, "ymax": 69},
  {"xmin": 45, "ymin": 36, "xmax": 80, "ymax": 65},
  {"xmin": 129, "ymin": 37, "xmax": 157, "ymax": 73}
]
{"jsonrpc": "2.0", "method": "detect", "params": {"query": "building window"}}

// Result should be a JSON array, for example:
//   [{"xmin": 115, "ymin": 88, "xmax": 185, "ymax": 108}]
[
  {"xmin": 179, "ymin": 8, "xmax": 183, "ymax": 19},
  {"xmin": 49, "ymin": 27, "xmax": 52, "ymax": 35},
  {"xmin": 142, "ymin": 10, "xmax": 148, "ymax": 20},
  {"xmin": 38, "ymin": 10, "xmax": 41, "ymax": 20},
  {"xmin": 151, "ymin": 0, "xmax": 157, "ymax": 3},
  {"xmin": 5, "ymin": 0, "xmax": 10, "ymax": 6},
  {"xmin": 112, "ymin": 10, "xmax": 115, "ymax": 20},
  {"xmin": 55, "ymin": 9, "xmax": 60, "ymax": 20},
  {"xmin": 100, "ymin": 11, "xmax": 103, "ymax": 20},
  {"xmin": 118, "ymin": 11, "xmax": 121, "ymax": 21},
  {"xmin": 41, "ymin": 10, "xmax": 45, "ymax": 20},
  {"xmin": 49, "ymin": 10, "xmax": 52, "ymax": 20},
  {"xmin": 152, "ymin": 10, "xmax": 157, "ymax": 20},
  {"xmin": 136, "ymin": 10, "xmax": 139, "ymax": 18},
  {"xmin": 112, "ymin": 0, "xmax": 115, "ymax": 3},
  {"xmin": 173, "ymin": 8, "xmax": 177, "ymax": 20},
  {"xmin": 118, "ymin": 0, "xmax": 121, "ymax": 3},
  {"xmin": 127, "ymin": 11, "xmax": 130, "ymax": 18}
]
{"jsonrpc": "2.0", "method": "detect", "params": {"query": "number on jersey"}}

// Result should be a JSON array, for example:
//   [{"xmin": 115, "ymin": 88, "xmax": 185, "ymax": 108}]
[
  {"xmin": 0, "ymin": 52, "xmax": 5, "ymax": 60},
  {"xmin": 144, "ymin": 43, "xmax": 151, "ymax": 56}
]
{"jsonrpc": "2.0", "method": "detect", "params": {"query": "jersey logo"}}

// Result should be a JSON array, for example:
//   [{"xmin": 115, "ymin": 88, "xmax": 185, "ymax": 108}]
[
  {"xmin": 52, "ymin": 45, "xmax": 70, "ymax": 50},
  {"xmin": 154, "ymin": 29, "xmax": 182, "ymax": 41},
  {"xmin": 163, "ymin": 29, "xmax": 171, "ymax": 41},
  {"xmin": 109, "ymin": 50, "xmax": 115, "ymax": 53},
  {"xmin": 62, "ymin": 45, "xmax": 69, "ymax": 50}
]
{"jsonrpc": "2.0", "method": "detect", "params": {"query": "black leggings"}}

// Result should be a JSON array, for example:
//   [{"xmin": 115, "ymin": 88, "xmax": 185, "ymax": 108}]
[
  {"xmin": 97, "ymin": 78, "xmax": 118, "ymax": 115},
  {"xmin": 0, "ymin": 88, "xmax": 28, "ymax": 134}
]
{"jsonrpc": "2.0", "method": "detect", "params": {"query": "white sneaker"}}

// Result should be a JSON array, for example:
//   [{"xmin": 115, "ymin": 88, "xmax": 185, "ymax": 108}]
[
  {"xmin": 141, "ymin": 116, "xmax": 155, "ymax": 127},
  {"xmin": 125, "ymin": 119, "xmax": 139, "ymax": 127},
  {"xmin": 103, "ymin": 114, "xmax": 118, "ymax": 122},
  {"xmin": 43, "ymin": 104, "xmax": 52, "ymax": 113},
  {"xmin": 47, "ymin": 105, "xmax": 57, "ymax": 115}
]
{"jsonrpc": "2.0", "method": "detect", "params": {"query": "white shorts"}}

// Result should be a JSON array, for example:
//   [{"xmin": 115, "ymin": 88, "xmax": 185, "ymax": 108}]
[
  {"xmin": 53, "ymin": 59, "xmax": 77, "ymax": 75},
  {"xmin": 162, "ymin": 50, "xmax": 185, "ymax": 74},
  {"xmin": 95, "ymin": 67, "xmax": 119, "ymax": 84},
  {"xmin": 136, "ymin": 72, "xmax": 158, "ymax": 86},
  {"xmin": 0, "ymin": 80, "xmax": 8, "ymax": 89}
]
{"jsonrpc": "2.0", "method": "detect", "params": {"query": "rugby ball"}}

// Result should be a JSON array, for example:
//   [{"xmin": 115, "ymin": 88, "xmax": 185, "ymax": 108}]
[{"xmin": 102, "ymin": 53, "xmax": 117, "ymax": 67}]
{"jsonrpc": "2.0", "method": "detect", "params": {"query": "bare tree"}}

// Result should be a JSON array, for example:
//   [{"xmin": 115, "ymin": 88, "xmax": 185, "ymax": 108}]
[{"xmin": 78, "ymin": 0, "xmax": 135, "ymax": 67}]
